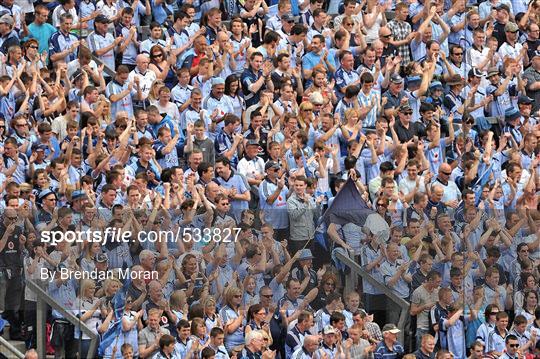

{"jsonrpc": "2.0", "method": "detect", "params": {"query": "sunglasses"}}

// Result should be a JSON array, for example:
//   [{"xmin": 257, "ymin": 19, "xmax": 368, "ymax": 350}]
[
  {"xmin": 402, "ymin": 112, "xmax": 413, "ymax": 116},
  {"xmin": 509, "ymin": 344, "xmax": 519, "ymax": 348},
  {"xmin": 441, "ymin": 171, "xmax": 452, "ymax": 175},
  {"xmin": 261, "ymin": 294, "xmax": 273, "ymax": 298},
  {"xmin": 233, "ymin": 295, "xmax": 242, "ymax": 298},
  {"xmin": 382, "ymin": 34, "xmax": 392, "ymax": 38},
  {"xmin": 453, "ymin": 52, "xmax": 463, "ymax": 55},
  {"xmin": 152, "ymin": 53, "xmax": 163, "ymax": 58}
]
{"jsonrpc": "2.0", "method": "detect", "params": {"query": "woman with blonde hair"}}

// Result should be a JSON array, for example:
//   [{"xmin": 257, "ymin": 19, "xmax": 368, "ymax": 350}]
[
  {"xmin": 202, "ymin": 296, "xmax": 223, "ymax": 333},
  {"xmin": 97, "ymin": 277, "xmax": 121, "ymax": 301},
  {"xmin": 147, "ymin": 79, "xmax": 166, "ymax": 106},
  {"xmin": 80, "ymin": 242, "xmax": 102, "ymax": 272},
  {"xmin": 297, "ymin": 101, "xmax": 315, "ymax": 132},
  {"xmin": 219, "ymin": 286, "xmax": 245, "ymax": 351},
  {"xmin": 75, "ymin": 279, "xmax": 104, "ymax": 358},
  {"xmin": 242, "ymin": 275, "xmax": 259, "ymax": 307},
  {"xmin": 120, "ymin": 294, "xmax": 143, "ymax": 358},
  {"xmin": 169, "ymin": 290, "xmax": 189, "ymax": 325},
  {"xmin": 341, "ymin": 108, "xmax": 362, "ymax": 142}
]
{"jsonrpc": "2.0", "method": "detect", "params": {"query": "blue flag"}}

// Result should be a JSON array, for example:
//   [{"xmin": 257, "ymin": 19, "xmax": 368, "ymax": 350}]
[
  {"xmin": 320, "ymin": 177, "xmax": 374, "ymax": 227},
  {"xmin": 97, "ymin": 277, "xmax": 131, "ymax": 357}
]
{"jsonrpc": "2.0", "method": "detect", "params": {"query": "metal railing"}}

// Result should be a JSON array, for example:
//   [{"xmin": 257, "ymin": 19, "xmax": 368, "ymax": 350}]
[
  {"xmin": 0, "ymin": 336, "xmax": 24, "ymax": 358},
  {"xmin": 334, "ymin": 250, "xmax": 410, "ymax": 344},
  {"xmin": 90, "ymin": 53, "xmax": 117, "ymax": 78},
  {"xmin": 26, "ymin": 280, "xmax": 98, "ymax": 359}
]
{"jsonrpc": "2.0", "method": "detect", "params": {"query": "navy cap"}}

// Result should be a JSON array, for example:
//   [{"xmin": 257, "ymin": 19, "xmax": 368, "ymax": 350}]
[
  {"xmin": 518, "ymin": 95, "xmax": 533, "ymax": 105},
  {"xmin": 32, "ymin": 143, "xmax": 47, "ymax": 151},
  {"xmin": 265, "ymin": 160, "xmax": 280, "ymax": 170},
  {"xmin": 95, "ymin": 14, "xmax": 111, "ymax": 23}
]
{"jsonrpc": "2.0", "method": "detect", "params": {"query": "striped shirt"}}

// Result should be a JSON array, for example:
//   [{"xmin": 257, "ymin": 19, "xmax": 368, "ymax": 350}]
[{"xmin": 374, "ymin": 341, "xmax": 404, "ymax": 359}]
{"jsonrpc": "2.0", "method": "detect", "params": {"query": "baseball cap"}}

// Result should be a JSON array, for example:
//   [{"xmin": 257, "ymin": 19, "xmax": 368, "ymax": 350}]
[
  {"xmin": 32, "ymin": 143, "xmax": 48, "ymax": 151},
  {"xmin": 323, "ymin": 325, "xmax": 337, "ymax": 335},
  {"xmin": 95, "ymin": 14, "xmax": 111, "ymax": 23},
  {"xmin": 399, "ymin": 103, "xmax": 412, "ymax": 112},
  {"xmin": 265, "ymin": 161, "xmax": 280, "ymax": 171},
  {"xmin": 382, "ymin": 324, "xmax": 401, "ymax": 334},
  {"xmin": 246, "ymin": 139, "xmax": 259, "ymax": 147},
  {"xmin": 518, "ymin": 94, "xmax": 533, "ymax": 105},
  {"xmin": 390, "ymin": 73, "xmax": 404, "ymax": 84},
  {"xmin": 71, "ymin": 69, "xmax": 83, "ymax": 81},
  {"xmin": 211, "ymin": 77, "xmax": 225, "ymax": 86},
  {"xmin": 0, "ymin": 14, "xmax": 14, "ymax": 26},
  {"xmin": 406, "ymin": 75, "xmax": 421, "ymax": 84},
  {"xmin": 504, "ymin": 22, "xmax": 519, "ymax": 32},
  {"xmin": 468, "ymin": 68, "xmax": 484, "ymax": 78},
  {"xmin": 94, "ymin": 253, "xmax": 109, "ymax": 263},
  {"xmin": 71, "ymin": 190, "xmax": 88, "ymax": 201},
  {"xmin": 281, "ymin": 13, "xmax": 296, "ymax": 22},
  {"xmin": 533, "ymin": 50, "xmax": 540, "ymax": 59},
  {"xmin": 429, "ymin": 81, "xmax": 443, "ymax": 90}
]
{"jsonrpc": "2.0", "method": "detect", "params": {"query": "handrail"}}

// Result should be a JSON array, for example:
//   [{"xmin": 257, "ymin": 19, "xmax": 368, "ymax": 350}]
[
  {"xmin": 90, "ymin": 53, "xmax": 117, "ymax": 78},
  {"xmin": 26, "ymin": 279, "xmax": 98, "ymax": 359},
  {"xmin": 334, "ymin": 250, "xmax": 410, "ymax": 344},
  {"xmin": 0, "ymin": 336, "xmax": 24, "ymax": 358}
]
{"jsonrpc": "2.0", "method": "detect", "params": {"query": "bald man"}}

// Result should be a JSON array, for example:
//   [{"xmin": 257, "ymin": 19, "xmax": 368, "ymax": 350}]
[
  {"xmin": 426, "ymin": 184, "xmax": 447, "ymax": 219},
  {"xmin": 24, "ymin": 349, "xmax": 38, "ymax": 359},
  {"xmin": 433, "ymin": 163, "xmax": 461, "ymax": 210},
  {"xmin": 378, "ymin": 26, "xmax": 399, "ymax": 66},
  {"xmin": 128, "ymin": 54, "xmax": 157, "ymax": 108}
]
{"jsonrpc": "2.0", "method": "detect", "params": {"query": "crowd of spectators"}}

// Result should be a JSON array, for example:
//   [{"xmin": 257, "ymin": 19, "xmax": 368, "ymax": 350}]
[{"xmin": 0, "ymin": 0, "xmax": 539, "ymax": 357}]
